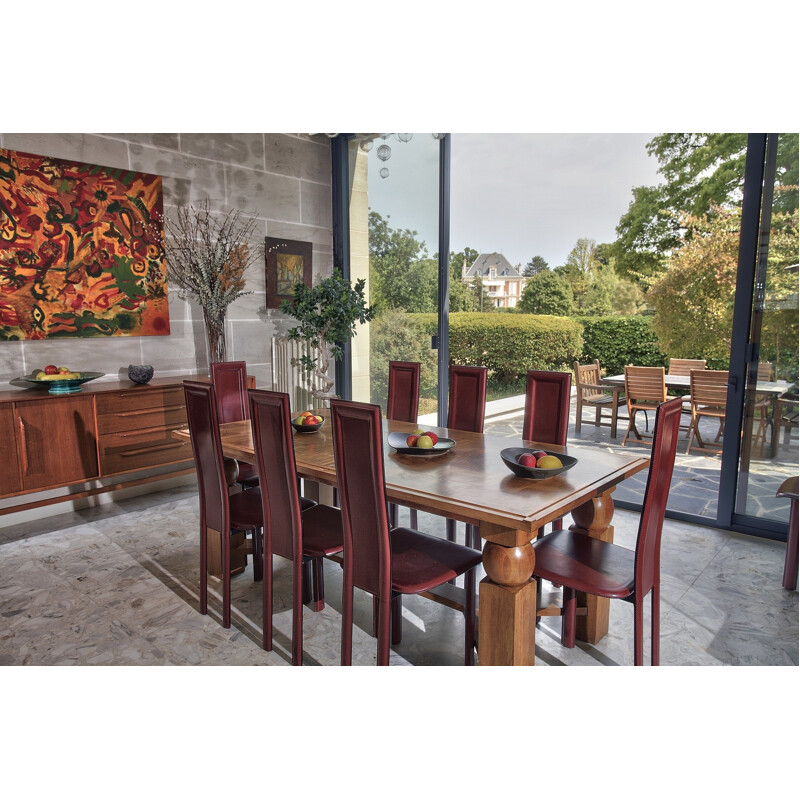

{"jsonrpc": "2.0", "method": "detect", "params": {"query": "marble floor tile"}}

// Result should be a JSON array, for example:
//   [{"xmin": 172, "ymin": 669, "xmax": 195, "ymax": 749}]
[{"xmin": 0, "ymin": 483, "xmax": 796, "ymax": 669}]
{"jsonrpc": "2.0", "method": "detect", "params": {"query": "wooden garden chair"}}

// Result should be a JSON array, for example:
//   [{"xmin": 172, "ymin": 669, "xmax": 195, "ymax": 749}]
[{"xmin": 573, "ymin": 359, "xmax": 626, "ymax": 439}]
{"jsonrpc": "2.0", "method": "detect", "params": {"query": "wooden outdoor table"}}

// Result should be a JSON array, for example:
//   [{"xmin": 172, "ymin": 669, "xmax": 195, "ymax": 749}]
[
  {"xmin": 175, "ymin": 418, "xmax": 649, "ymax": 666},
  {"xmin": 602, "ymin": 373, "xmax": 788, "ymax": 396}
]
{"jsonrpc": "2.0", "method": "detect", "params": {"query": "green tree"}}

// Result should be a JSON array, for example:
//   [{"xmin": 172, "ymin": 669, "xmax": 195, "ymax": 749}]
[
  {"xmin": 647, "ymin": 203, "xmax": 799, "ymax": 368},
  {"xmin": 518, "ymin": 270, "xmax": 575, "ymax": 315},
  {"xmin": 368, "ymin": 211, "xmax": 436, "ymax": 312},
  {"xmin": 555, "ymin": 237, "xmax": 602, "ymax": 312},
  {"xmin": 523, "ymin": 255, "xmax": 548, "ymax": 276},
  {"xmin": 448, "ymin": 247, "xmax": 478, "ymax": 312},
  {"xmin": 611, "ymin": 133, "xmax": 799, "ymax": 281}
]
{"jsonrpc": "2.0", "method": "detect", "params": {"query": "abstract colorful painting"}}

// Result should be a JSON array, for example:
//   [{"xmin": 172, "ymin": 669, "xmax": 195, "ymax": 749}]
[{"xmin": 0, "ymin": 148, "xmax": 169, "ymax": 340}]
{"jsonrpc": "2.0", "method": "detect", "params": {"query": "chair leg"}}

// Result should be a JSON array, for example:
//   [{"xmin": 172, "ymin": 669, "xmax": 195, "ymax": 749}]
[
  {"xmin": 341, "ymin": 583, "xmax": 353, "ymax": 666},
  {"xmin": 251, "ymin": 527, "xmax": 263, "ymax": 582},
  {"xmin": 611, "ymin": 402, "xmax": 619, "ymax": 438},
  {"xmin": 263, "ymin": 550, "xmax": 273, "ymax": 650},
  {"xmin": 446, "ymin": 517, "xmax": 457, "ymax": 543},
  {"xmin": 391, "ymin": 594, "xmax": 403, "ymax": 645},
  {"xmin": 311, "ymin": 557, "xmax": 326, "ymax": 612},
  {"xmin": 222, "ymin": 533, "xmax": 232, "ymax": 629},
  {"xmin": 292, "ymin": 557, "xmax": 303, "ymax": 666},
  {"xmin": 388, "ymin": 502, "xmax": 398, "ymax": 528},
  {"xmin": 464, "ymin": 568, "xmax": 476, "ymax": 666},
  {"xmin": 561, "ymin": 586, "xmax": 576, "ymax": 648},
  {"xmin": 301, "ymin": 558, "xmax": 312, "ymax": 605},
  {"xmin": 409, "ymin": 508, "xmax": 418, "ymax": 528},
  {"xmin": 377, "ymin": 594, "xmax": 392, "ymax": 666},
  {"xmin": 200, "ymin": 522, "xmax": 208, "ymax": 616},
  {"xmin": 575, "ymin": 402, "xmax": 582, "ymax": 433},
  {"xmin": 651, "ymin": 587, "xmax": 660, "ymax": 667},
  {"xmin": 634, "ymin": 595, "xmax": 644, "ymax": 666},
  {"xmin": 782, "ymin": 498, "xmax": 798, "ymax": 591}
]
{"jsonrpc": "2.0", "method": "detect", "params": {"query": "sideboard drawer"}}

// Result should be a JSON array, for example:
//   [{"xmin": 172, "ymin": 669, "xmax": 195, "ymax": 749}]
[
  {"xmin": 99, "ymin": 426, "xmax": 192, "ymax": 475},
  {"xmin": 95, "ymin": 386, "xmax": 186, "ymax": 415},
  {"xmin": 97, "ymin": 403, "xmax": 187, "ymax": 435}
]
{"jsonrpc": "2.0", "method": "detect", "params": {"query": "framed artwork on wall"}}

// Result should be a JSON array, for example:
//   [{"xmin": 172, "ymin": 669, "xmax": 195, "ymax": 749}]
[
  {"xmin": 265, "ymin": 237, "xmax": 312, "ymax": 309},
  {"xmin": 0, "ymin": 148, "xmax": 169, "ymax": 341}
]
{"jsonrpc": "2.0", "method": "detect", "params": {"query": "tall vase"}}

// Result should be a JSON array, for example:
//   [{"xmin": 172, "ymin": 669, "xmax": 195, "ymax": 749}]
[{"xmin": 204, "ymin": 312, "xmax": 227, "ymax": 364}]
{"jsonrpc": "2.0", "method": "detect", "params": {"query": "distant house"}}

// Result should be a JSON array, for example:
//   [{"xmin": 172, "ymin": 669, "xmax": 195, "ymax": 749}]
[{"xmin": 462, "ymin": 252, "xmax": 526, "ymax": 309}]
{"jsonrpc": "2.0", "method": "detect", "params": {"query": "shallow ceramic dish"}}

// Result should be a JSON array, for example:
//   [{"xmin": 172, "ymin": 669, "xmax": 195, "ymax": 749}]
[
  {"xmin": 15, "ymin": 371, "xmax": 105, "ymax": 395},
  {"xmin": 387, "ymin": 431, "xmax": 456, "ymax": 457},
  {"xmin": 291, "ymin": 414, "xmax": 325, "ymax": 433},
  {"xmin": 500, "ymin": 447, "xmax": 577, "ymax": 479}
]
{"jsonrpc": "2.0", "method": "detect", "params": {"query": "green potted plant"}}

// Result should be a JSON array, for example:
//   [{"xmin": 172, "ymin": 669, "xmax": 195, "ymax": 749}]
[{"xmin": 280, "ymin": 269, "xmax": 375, "ymax": 400}]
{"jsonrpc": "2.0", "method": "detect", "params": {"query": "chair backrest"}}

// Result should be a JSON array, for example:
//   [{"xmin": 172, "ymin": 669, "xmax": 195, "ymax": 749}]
[
  {"xmin": 624, "ymin": 366, "xmax": 667, "ymax": 404},
  {"xmin": 210, "ymin": 360, "xmax": 249, "ymax": 423},
  {"xmin": 690, "ymin": 369, "xmax": 729, "ymax": 407},
  {"xmin": 522, "ymin": 370, "xmax": 572, "ymax": 445},
  {"xmin": 573, "ymin": 360, "xmax": 602, "ymax": 396},
  {"xmin": 386, "ymin": 360, "xmax": 420, "ymax": 423},
  {"xmin": 248, "ymin": 389, "xmax": 302, "ymax": 561},
  {"xmin": 668, "ymin": 358, "xmax": 707, "ymax": 377},
  {"xmin": 330, "ymin": 399, "xmax": 391, "ymax": 601},
  {"xmin": 447, "ymin": 365, "xmax": 488, "ymax": 433},
  {"xmin": 183, "ymin": 381, "xmax": 230, "ymax": 535},
  {"xmin": 634, "ymin": 396, "xmax": 682, "ymax": 595},
  {"xmin": 757, "ymin": 362, "xmax": 773, "ymax": 381}
]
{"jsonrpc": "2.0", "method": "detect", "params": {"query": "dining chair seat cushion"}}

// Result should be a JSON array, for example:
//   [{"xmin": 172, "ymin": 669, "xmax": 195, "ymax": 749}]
[
  {"xmin": 229, "ymin": 490, "xmax": 315, "ymax": 531},
  {"xmin": 389, "ymin": 527, "xmax": 483, "ymax": 595},
  {"xmin": 532, "ymin": 530, "xmax": 635, "ymax": 600},
  {"xmin": 301, "ymin": 503, "xmax": 345, "ymax": 558}
]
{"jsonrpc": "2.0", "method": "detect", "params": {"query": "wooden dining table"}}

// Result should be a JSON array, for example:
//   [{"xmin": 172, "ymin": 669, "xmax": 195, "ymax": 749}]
[{"xmin": 177, "ymin": 416, "xmax": 650, "ymax": 666}]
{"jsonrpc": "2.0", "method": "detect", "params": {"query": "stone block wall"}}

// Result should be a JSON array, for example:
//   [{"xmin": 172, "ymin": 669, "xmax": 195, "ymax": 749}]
[{"xmin": 0, "ymin": 133, "xmax": 333, "ymax": 389}]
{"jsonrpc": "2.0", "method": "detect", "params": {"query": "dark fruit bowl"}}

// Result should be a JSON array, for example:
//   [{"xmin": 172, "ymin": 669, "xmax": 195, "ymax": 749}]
[
  {"xmin": 291, "ymin": 415, "xmax": 325, "ymax": 433},
  {"xmin": 500, "ymin": 447, "xmax": 577, "ymax": 479}
]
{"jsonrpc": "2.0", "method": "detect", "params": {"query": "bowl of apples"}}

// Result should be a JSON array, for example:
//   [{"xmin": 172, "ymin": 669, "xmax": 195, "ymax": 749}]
[
  {"xmin": 291, "ymin": 410, "xmax": 325, "ymax": 433},
  {"xmin": 16, "ymin": 365, "xmax": 105, "ymax": 394},
  {"xmin": 500, "ymin": 447, "xmax": 577, "ymax": 479},
  {"xmin": 387, "ymin": 428, "xmax": 456, "ymax": 457}
]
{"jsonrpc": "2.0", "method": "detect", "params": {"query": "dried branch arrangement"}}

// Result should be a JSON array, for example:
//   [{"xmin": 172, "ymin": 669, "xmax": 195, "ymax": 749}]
[{"xmin": 163, "ymin": 201, "xmax": 261, "ymax": 361}]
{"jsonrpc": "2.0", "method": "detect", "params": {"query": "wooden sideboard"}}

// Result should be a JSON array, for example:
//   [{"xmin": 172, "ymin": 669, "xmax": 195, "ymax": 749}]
[{"xmin": 0, "ymin": 374, "xmax": 213, "ymax": 516}]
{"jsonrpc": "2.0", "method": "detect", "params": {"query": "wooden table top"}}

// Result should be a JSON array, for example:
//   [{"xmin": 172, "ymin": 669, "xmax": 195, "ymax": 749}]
[
  {"xmin": 179, "ymin": 417, "xmax": 650, "ymax": 546},
  {"xmin": 603, "ymin": 374, "xmax": 789, "ymax": 395}
]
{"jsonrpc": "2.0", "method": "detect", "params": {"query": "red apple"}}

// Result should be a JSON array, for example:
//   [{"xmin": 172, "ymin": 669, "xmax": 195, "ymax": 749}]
[
  {"xmin": 518, "ymin": 453, "xmax": 538, "ymax": 467},
  {"xmin": 406, "ymin": 434, "xmax": 419, "ymax": 447},
  {"xmin": 423, "ymin": 431, "xmax": 439, "ymax": 445},
  {"xmin": 44, "ymin": 365, "xmax": 58, "ymax": 375},
  {"xmin": 531, "ymin": 450, "xmax": 547, "ymax": 461},
  {"xmin": 303, "ymin": 415, "xmax": 318, "ymax": 425}
]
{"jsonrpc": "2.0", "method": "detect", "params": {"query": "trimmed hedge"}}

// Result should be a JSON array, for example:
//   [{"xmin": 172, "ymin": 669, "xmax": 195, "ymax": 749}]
[
  {"xmin": 408, "ymin": 312, "xmax": 583, "ymax": 381},
  {"xmin": 577, "ymin": 316, "xmax": 668, "ymax": 375}
]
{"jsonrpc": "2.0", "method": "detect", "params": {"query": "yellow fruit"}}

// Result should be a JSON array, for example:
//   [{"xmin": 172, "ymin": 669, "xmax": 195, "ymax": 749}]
[
  {"xmin": 417, "ymin": 435, "xmax": 434, "ymax": 448},
  {"xmin": 537, "ymin": 455, "xmax": 563, "ymax": 469},
  {"xmin": 412, "ymin": 428, "xmax": 424, "ymax": 436}
]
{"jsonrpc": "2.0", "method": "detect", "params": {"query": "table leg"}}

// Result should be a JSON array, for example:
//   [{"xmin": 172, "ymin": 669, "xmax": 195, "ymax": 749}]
[
  {"xmin": 569, "ymin": 490, "xmax": 615, "ymax": 643},
  {"xmin": 477, "ymin": 538, "xmax": 537, "ymax": 665}
]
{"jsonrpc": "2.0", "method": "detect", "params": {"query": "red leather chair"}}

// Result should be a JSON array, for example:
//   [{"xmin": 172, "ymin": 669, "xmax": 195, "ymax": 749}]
[
  {"xmin": 446, "ymin": 365, "xmax": 488, "ymax": 549},
  {"xmin": 183, "ymin": 381, "xmax": 265, "ymax": 630},
  {"xmin": 777, "ymin": 476, "xmax": 798, "ymax": 591},
  {"xmin": 330, "ymin": 399, "xmax": 482, "ymax": 666},
  {"xmin": 523, "ymin": 370, "xmax": 572, "ymax": 615},
  {"xmin": 532, "ymin": 396, "xmax": 683, "ymax": 665},
  {"xmin": 386, "ymin": 360, "xmax": 421, "ymax": 528},
  {"xmin": 210, "ymin": 360, "xmax": 259, "ymax": 490},
  {"xmin": 248, "ymin": 389, "xmax": 343, "ymax": 665}
]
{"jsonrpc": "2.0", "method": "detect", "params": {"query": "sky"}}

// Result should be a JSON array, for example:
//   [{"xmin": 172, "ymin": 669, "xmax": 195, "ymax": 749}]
[{"xmin": 367, "ymin": 133, "xmax": 665, "ymax": 269}]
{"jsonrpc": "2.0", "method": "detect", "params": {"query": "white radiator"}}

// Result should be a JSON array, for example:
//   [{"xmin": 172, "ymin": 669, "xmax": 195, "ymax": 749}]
[{"xmin": 271, "ymin": 336, "xmax": 326, "ymax": 411}]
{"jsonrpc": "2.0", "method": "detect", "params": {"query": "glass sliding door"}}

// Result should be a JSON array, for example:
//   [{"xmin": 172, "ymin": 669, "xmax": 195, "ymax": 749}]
[
  {"xmin": 344, "ymin": 134, "xmax": 444, "ymax": 423},
  {"xmin": 727, "ymin": 133, "xmax": 799, "ymax": 533}
]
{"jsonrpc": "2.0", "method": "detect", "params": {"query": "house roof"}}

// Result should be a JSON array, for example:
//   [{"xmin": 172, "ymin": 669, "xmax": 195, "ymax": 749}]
[{"xmin": 463, "ymin": 252, "xmax": 523, "ymax": 279}]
